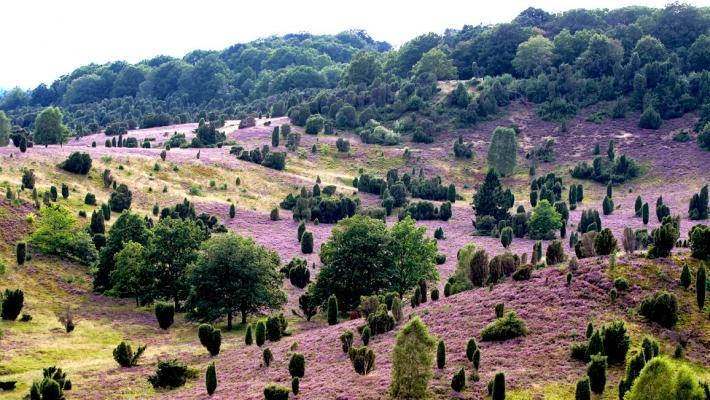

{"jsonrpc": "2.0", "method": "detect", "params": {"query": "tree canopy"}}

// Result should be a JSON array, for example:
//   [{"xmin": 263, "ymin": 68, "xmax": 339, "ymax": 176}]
[{"xmin": 186, "ymin": 232, "xmax": 286, "ymax": 329}]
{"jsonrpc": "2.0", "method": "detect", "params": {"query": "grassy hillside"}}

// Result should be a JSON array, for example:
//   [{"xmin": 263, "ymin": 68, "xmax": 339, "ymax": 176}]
[{"xmin": 0, "ymin": 97, "xmax": 709, "ymax": 399}]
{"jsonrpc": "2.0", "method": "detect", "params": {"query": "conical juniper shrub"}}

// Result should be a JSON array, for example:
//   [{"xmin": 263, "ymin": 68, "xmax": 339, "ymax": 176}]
[
  {"xmin": 436, "ymin": 340, "xmax": 446, "ymax": 369},
  {"xmin": 451, "ymin": 367, "xmax": 465, "ymax": 392},
  {"xmin": 205, "ymin": 362, "xmax": 217, "ymax": 396},
  {"xmin": 255, "ymin": 321, "xmax": 267, "ymax": 346}
]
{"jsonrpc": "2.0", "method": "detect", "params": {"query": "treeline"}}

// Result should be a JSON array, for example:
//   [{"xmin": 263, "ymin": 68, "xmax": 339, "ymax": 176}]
[{"xmin": 1, "ymin": 4, "xmax": 710, "ymax": 146}]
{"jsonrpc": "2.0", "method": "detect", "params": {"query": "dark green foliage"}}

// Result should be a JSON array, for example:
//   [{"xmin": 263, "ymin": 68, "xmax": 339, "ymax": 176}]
[
  {"xmin": 205, "ymin": 362, "xmax": 216, "ymax": 396},
  {"xmin": 50, "ymin": 186, "xmax": 58, "ymax": 202},
  {"xmin": 575, "ymin": 377, "xmax": 591, "ymax": 400},
  {"xmin": 61, "ymin": 184, "xmax": 69, "ymax": 199},
  {"xmin": 59, "ymin": 152, "xmax": 92, "ymax": 174},
  {"xmin": 16, "ymin": 242, "xmax": 26, "ymax": 265},
  {"xmin": 198, "ymin": 324, "xmax": 222, "ymax": 356},
  {"xmin": 84, "ymin": 193, "xmax": 96, "ymax": 206},
  {"xmin": 297, "ymin": 292, "xmax": 318, "ymax": 321},
  {"xmin": 690, "ymin": 224, "xmax": 710, "ymax": 260},
  {"xmin": 512, "ymin": 265, "xmax": 532, "ymax": 281},
  {"xmin": 688, "ymin": 185, "xmax": 709, "ymax": 220},
  {"xmin": 29, "ymin": 366, "xmax": 72, "ymax": 400},
  {"xmin": 451, "ymin": 367, "xmax": 465, "ymax": 392},
  {"xmin": 101, "ymin": 203, "xmax": 111, "ymax": 221},
  {"xmin": 90, "ymin": 210, "xmax": 105, "ymax": 235},
  {"xmin": 288, "ymin": 353, "xmax": 305, "ymax": 378},
  {"xmin": 300, "ymin": 231, "xmax": 313, "ymax": 254},
  {"xmin": 367, "ymin": 305, "xmax": 395, "ymax": 335},
  {"xmin": 495, "ymin": 303, "xmax": 505, "ymax": 318},
  {"xmin": 601, "ymin": 320, "xmax": 630, "ymax": 364},
  {"xmin": 480, "ymin": 311, "xmax": 528, "ymax": 341},
  {"xmin": 262, "ymin": 348, "xmax": 273, "ymax": 367},
  {"xmin": 245, "ymin": 325, "xmax": 253, "ymax": 345},
  {"xmin": 291, "ymin": 377, "xmax": 299, "ymax": 396},
  {"xmin": 613, "ymin": 277, "xmax": 629, "ymax": 291},
  {"xmin": 639, "ymin": 291, "xmax": 678, "ymax": 328},
  {"xmin": 21, "ymin": 169, "xmax": 36, "ymax": 190},
  {"xmin": 570, "ymin": 341, "xmax": 589, "ymax": 362},
  {"xmin": 155, "ymin": 302, "xmax": 174, "ymax": 330},
  {"xmin": 500, "ymin": 226, "xmax": 513, "ymax": 248},
  {"xmin": 586, "ymin": 323, "xmax": 593, "ymax": 339},
  {"xmin": 545, "ymin": 240, "xmax": 565, "ymax": 265},
  {"xmin": 466, "ymin": 338, "xmax": 478, "ymax": 362},
  {"xmin": 571, "ymin": 155, "xmax": 641, "ymax": 184},
  {"xmin": 473, "ymin": 169, "xmax": 514, "ymax": 226},
  {"xmin": 641, "ymin": 337, "xmax": 660, "ymax": 362},
  {"xmin": 697, "ymin": 264, "xmax": 706, "ymax": 310},
  {"xmin": 586, "ymin": 355, "xmax": 607, "ymax": 394},
  {"xmin": 297, "ymin": 221, "xmax": 306, "ymax": 241},
  {"xmin": 340, "ymin": 330, "xmax": 354, "ymax": 353},
  {"xmin": 648, "ymin": 216, "xmax": 679, "ymax": 258},
  {"xmin": 109, "ymin": 184, "xmax": 132, "ymax": 212},
  {"xmin": 587, "ymin": 329, "xmax": 604, "ymax": 359},
  {"xmin": 444, "ymin": 282, "xmax": 451, "ymax": 297},
  {"xmin": 263, "ymin": 384, "xmax": 289, "ymax": 400},
  {"xmin": 491, "ymin": 372, "xmax": 505, "ymax": 400},
  {"xmin": 639, "ymin": 107, "xmax": 662, "ymax": 129},
  {"xmin": 1, "ymin": 289, "xmax": 24, "ymax": 320},
  {"xmin": 635, "ymin": 196, "xmax": 643, "ymax": 216},
  {"xmin": 348, "ymin": 346, "xmax": 375, "ymax": 375},
  {"xmin": 436, "ymin": 340, "xmax": 445, "ymax": 369},
  {"xmin": 286, "ymin": 258, "xmax": 311, "ymax": 289},
  {"xmin": 430, "ymin": 288, "xmax": 439, "ymax": 301},
  {"xmin": 594, "ymin": 228, "xmax": 617, "ymax": 256},
  {"xmin": 411, "ymin": 286, "xmax": 421, "ymax": 308},
  {"xmin": 578, "ymin": 209, "xmax": 601, "ymax": 233},
  {"xmin": 680, "ymin": 264, "xmax": 692, "ymax": 289},
  {"xmin": 266, "ymin": 316, "xmax": 282, "ymax": 342},
  {"xmin": 113, "ymin": 341, "xmax": 146, "ymax": 367},
  {"xmin": 148, "ymin": 359, "xmax": 189, "ymax": 389},
  {"xmin": 434, "ymin": 227, "xmax": 445, "ymax": 240},
  {"xmin": 602, "ymin": 196, "xmax": 613, "ymax": 215},
  {"xmin": 642, "ymin": 203, "xmax": 649, "ymax": 224},
  {"xmin": 229, "ymin": 203, "xmax": 235, "ymax": 218},
  {"xmin": 327, "ymin": 294, "xmax": 338, "ymax": 325}
]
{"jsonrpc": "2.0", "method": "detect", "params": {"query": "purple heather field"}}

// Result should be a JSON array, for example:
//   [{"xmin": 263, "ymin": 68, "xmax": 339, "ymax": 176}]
[{"xmin": 0, "ymin": 102, "xmax": 708, "ymax": 399}]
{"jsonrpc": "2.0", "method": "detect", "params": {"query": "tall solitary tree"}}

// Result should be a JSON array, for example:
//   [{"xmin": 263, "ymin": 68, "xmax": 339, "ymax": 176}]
[
  {"xmin": 186, "ymin": 233, "xmax": 286, "ymax": 329},
  {"xmin": 34, "ymin": 106, "xmax": 69, "ymax": 145},
  {"xmin": 149, "ymin": 217, "xmax": 205, "ymax": 311},
  {"xmin": 473, "ymin": 168, "xmax": 515, "ymax": 224},
  {"xmin": 312, "ymin": 215, "xmax": 391, "ymax": 310}
]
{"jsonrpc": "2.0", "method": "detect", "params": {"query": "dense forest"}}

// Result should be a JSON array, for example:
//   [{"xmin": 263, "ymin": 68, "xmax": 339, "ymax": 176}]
[{"xmin": 1, "ymin": 3, "xmax": 709, "ymax": 145}]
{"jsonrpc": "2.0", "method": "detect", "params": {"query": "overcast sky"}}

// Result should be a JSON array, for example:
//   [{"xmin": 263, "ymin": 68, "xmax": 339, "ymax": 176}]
[{"xmin": 1, "ymin": 0, "xmax": 705, "ymax": 89}]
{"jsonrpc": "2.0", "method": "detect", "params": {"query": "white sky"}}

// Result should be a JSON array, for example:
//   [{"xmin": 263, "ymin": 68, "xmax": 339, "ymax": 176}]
[{"xmin": 0, "ymin": 0, "xmax": 705, "ymax": 89}]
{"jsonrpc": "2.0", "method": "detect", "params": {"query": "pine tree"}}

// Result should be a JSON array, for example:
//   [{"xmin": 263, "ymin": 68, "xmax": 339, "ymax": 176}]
[
  {"xmin": 229, "ymin": 203, "xmax": 235, "ymax": 218},
  {"xmin": 634, "ymin": 196, "xmax": 642, "ymax": 216}
]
